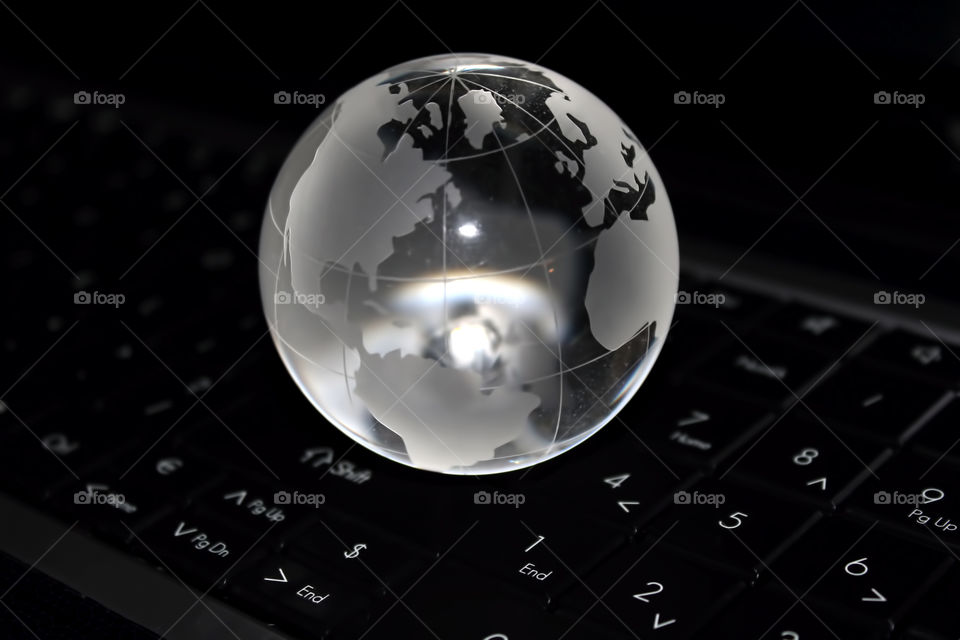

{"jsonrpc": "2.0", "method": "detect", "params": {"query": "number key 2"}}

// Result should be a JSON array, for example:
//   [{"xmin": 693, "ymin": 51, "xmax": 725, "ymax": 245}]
[{"xmin": 582, "ymin": 541, "xmax": 743, "ymax": 638}]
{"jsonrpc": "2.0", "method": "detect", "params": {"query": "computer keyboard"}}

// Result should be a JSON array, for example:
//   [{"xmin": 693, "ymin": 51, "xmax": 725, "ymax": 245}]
[{"xmin": 3, "ymin": 81, "xmax": 960, "ymax": 640}]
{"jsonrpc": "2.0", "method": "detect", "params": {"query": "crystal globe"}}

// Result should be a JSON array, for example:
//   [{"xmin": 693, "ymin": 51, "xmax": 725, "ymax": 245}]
[{"xmin": 259, "ymin": 53, "xmax": 678, "ymax": 474}]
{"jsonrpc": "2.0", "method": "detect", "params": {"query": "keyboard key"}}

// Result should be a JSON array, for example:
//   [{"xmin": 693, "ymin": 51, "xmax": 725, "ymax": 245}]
[
  {"xmin": 581, "ymin": 542, "xmax": 743, "ymax": 638},
  {"xmin": 115, "ymin": 446, "xmax": 223, "ymax": 499},
  {"xmin": 803, "ymin": 362, "xmax": 948, "ymax": 444},
  {"xmin": 902, "ymin": 566, "xmax": 960, "ymax": 639},
  {"xmin": 774, "ymin": 518, "xmax": 950, "ymax": 626},
  {"xmin": 522, "ymin": 429, "xmax": 693, "ymax": 533},
  {"xmin": 288, "ymin": 512, "xmax": 433, "ymax": 595},
  {"xmin": 49, "ymin": 478, "xmax": 171, "ymax": 543},
  {"xmin": 845, "ymin": 452, "xmax": 960, "ymax": 547},
  {"xmin": 226, "ymin": 554, "xmax": 376, "ymax": 637},
  {"xmin": 727, "ymin": 413, "xmax": 888, "ymax": 508},
  {"xmin": 638, "ymin": 385, "xmax": 771, "ymax": 468},
  {"xmin": 191, "ymin": 476, "xmax": 310, "ymax": 538},
  {"xmin": 135, "ymin": 509, "xmax": 276, "ymax": 591},
  {"xmin": 912, "ymin": 394, "xmax": 960, "ymax": 462},
  {"xmin": 647, "ymin": 479, "xmax": 819, "ymax": 579},
  {"xmin": 695, "ymin": 333, "xmax": 830, "ymax": 403},
  {"xmin": 762, "ymin": 302, "xmax": 874, "ymax": 355},
  {"xmin": 703, "ymin": 585, "xmax": 884, "ymax": 639},
  {"xmin": 861, "ymin": 329, "xmax": 960, "ymax": 385},
  {"xmin": 405, "ymin": 560, "xmax": 608, "ymax": 640},
  {"xmin": 450, "ymin": 507, "xmax": 626, "ymax": 604},
  {"xmin": 25, "ymin": 421, "xmax": 134, "ymax": 476}
]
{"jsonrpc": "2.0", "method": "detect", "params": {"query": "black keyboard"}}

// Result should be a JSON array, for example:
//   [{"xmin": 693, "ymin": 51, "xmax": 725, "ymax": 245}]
[{"xmin": 3, "ymin": 81, "xmax": 960, "ymax": 640}]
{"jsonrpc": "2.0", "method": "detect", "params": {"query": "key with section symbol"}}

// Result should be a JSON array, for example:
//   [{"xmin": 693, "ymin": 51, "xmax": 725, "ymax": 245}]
[{"xmin": 288, "ymin": 511, "xmax": 431, "ymax": 594}]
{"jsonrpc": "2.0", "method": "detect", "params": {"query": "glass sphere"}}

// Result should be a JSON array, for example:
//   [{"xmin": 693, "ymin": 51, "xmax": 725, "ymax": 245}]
[{"xmin": 259, "ymin": 53, "xmax": 678, "ymax": 475}]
